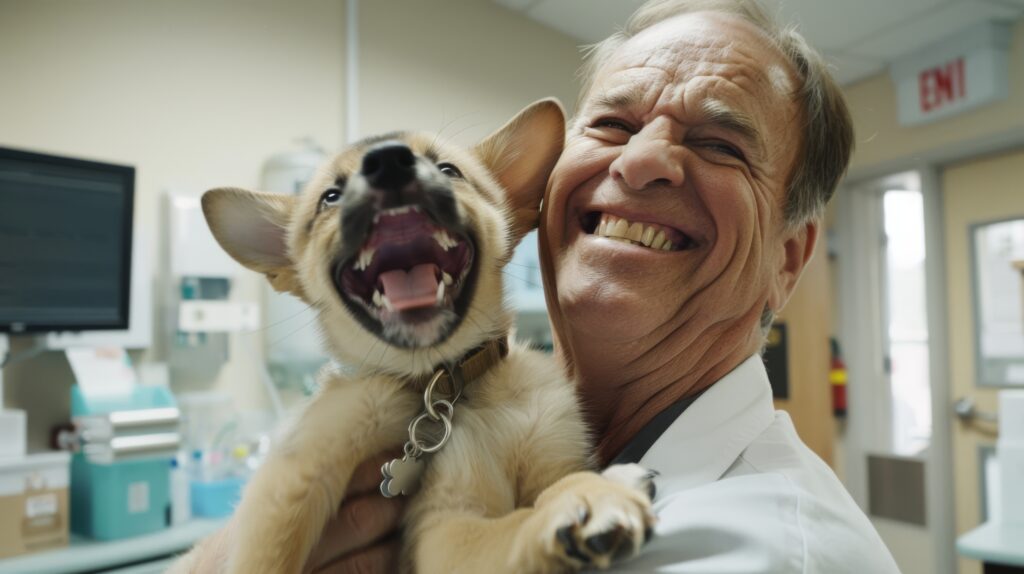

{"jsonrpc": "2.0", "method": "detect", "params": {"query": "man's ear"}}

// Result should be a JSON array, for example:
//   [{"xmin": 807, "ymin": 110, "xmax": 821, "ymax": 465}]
[
  {"xmin": 201, "ymin": 188, "xmax": 304, "ymax": 297},
  {"xmin": 474, "ymin": 98, "xmax": 565, "ymax": 247},
  {"xmin": 768, "ymin": 219, "xmax": 820, "ymax": 313}
]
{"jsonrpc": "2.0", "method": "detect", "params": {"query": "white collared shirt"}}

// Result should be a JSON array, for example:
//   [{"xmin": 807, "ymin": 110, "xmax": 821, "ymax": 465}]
[{"xmin": 607, "ymin": 355, "xmax": 901, "ymax": 573}]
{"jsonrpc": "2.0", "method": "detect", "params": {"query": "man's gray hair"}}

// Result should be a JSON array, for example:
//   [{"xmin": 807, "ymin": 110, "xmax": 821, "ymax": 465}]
[{"xmin": 577, "ymin": 0, "xmax": 855, "ymax": 228}]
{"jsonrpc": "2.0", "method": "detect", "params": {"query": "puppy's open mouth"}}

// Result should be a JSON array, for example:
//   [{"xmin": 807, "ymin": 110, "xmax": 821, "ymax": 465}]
[{"xmin": 336, "ymin": 206, "xmax": 475, "ymax": 329}]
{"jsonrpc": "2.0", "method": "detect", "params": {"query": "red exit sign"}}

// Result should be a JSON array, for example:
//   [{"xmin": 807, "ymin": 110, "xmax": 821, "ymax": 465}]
[
  {"xmin": 893, "ymin": 21, "xmax": 1009, "ymax": 126},
  {"xmin": 918, "ymin": 58, "xmax": 966, "ymax": 113}
]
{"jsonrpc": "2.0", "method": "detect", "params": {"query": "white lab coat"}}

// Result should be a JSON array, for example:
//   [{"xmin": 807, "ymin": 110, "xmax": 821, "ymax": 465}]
[{"xmin": 607, "ymin": 355, "xmax": 901, "ymax": 573}]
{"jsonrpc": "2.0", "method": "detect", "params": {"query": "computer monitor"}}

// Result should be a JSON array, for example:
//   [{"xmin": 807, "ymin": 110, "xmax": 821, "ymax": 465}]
[{"xmin": 0, "ymin": 147, "xmax": 134, "ymax": 333}]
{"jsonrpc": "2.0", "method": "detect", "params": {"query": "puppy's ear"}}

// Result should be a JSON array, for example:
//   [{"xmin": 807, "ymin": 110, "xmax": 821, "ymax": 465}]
[
  {"xmin": 475, "ymin": 98, "xmax": 565, "ymax": 247},
  {"xmin": 201, "ymin": 188, "xmax": 304, "ymax": 298}
]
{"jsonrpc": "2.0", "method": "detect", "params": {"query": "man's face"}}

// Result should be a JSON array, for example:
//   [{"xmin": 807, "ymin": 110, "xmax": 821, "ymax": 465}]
[{"xmin": 546, "ymin": 12, "xmax": 804, "ymax": 348}]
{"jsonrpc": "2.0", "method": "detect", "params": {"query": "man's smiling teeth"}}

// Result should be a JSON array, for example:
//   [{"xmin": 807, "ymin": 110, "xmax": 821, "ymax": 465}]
[{"xmin": 595, "ymin": 214, "xmax": 676, "ymax": 251}]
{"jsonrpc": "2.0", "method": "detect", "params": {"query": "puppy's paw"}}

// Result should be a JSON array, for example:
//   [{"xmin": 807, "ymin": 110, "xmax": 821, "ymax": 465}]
[{"xmin": 526, "ymin": 471, "xmax": 657, "ymax": 571}]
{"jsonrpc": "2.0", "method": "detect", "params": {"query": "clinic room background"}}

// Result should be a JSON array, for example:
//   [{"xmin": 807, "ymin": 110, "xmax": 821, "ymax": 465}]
[{"xmin": 2, "ymin": 0, "xmax": 1024, "ymax": 573}]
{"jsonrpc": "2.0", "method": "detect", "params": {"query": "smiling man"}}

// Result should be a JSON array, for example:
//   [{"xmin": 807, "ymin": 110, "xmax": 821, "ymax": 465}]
[{"xmin": 536, "ymin": 0, "xmax": 901, "ymax": 571}]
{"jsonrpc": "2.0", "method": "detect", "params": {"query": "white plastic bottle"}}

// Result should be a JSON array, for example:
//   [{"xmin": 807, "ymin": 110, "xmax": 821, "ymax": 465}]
[{"xmin": 170, "ymin": 455, "xmax": 192, "ymax": 526}]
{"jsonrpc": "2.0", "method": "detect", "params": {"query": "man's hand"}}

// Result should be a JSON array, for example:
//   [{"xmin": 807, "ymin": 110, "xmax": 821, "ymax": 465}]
[
  {"xmin": 305, "ymin": 451, "xmax": 406, "ymax": 573},
  {"xmin": 183, "ymin": 451, "xmax": 405, "ymax": 574}
]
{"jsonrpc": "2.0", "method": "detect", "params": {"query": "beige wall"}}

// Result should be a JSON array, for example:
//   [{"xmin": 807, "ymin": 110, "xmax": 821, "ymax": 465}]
[
  {"xmin": 0, "ymin": 0, "xmax": 581, "ymax": 447},
  {"xmin": 359, "ymin": 0, "xmax": 582, "ymax": 143}
]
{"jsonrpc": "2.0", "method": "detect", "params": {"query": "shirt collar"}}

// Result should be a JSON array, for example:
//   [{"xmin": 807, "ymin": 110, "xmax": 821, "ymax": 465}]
[{"xmin": 639, "ymin": 354, "xmax": 776, "ymax": 491}]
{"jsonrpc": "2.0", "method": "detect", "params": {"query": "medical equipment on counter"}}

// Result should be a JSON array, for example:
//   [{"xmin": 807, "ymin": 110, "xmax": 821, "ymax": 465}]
[
  {"xmin": 0, "ymin": 147, "xmax": 134, "ymax": 335},
  {"xmin": 67, "ymin": 384, "xmax": 180, "ymax": 540},
  {"xmin": 261, "ymin": 142, "xmax": 331, "ymax": 400},
  {"xmin": 177, "ymin": 392, "xmax": 269, "ymax": 517},
  {"xmin": 0, "ymin": 452, "xmax": 70, "ymax": 559}
]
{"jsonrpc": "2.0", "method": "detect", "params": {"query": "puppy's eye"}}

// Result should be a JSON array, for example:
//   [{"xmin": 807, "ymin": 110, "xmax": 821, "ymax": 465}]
[
  {"xmin": 437, "ymin": 162, "xmax": 463, "ymax": 179},
  {"xmin": 319, "ymin": 187, "xmax": 343, "ymax": 209}
]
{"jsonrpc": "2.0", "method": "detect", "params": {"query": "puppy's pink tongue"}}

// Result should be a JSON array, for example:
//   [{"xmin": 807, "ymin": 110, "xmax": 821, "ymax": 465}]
[{"xmin": 379, "ymin": 264, "xmax": 440, "ymax": 311}]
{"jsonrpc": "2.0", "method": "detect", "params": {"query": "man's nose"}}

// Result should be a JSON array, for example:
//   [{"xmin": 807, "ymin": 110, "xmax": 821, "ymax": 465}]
[
  {"xmin": 609, "ymin": 123, "xmax": 685, "ymax": 191},
  {"xmin": 361, "ymin": 142, "xmax": 416, "ymax": 190}
]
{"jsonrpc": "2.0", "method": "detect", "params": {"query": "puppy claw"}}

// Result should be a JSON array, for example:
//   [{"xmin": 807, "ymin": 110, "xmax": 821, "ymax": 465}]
[{"xmin": 602, "ymin": 463, "xmax": 658, "ymax": 500}]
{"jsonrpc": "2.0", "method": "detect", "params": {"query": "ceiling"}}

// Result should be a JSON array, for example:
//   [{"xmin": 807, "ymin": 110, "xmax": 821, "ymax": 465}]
[{"xmin": 492, "ymin": 0, "xmax": 1024, "ymax": 85}]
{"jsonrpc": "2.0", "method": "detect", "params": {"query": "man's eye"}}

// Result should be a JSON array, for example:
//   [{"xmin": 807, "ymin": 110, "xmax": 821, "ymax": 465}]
[
  {"xmin": 593, "ymin": 118, "xmax": 634, "ymax": 132},
  {"xmin": 702, "ymin": 141, "xmax": 745, "ymax": 161},
  {"xmin": 437, "ymin": 162, "xmax": 463, "ymax": 179}
]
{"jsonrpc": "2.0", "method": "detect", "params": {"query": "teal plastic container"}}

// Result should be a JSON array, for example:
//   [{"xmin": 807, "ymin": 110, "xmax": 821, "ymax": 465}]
[
  {"xmin": 69, "ymin": 385, "xmax": 176, "ymax": 540},
  {"xmin": 70, "ymin": 454, "xmax": 171, "ymax": 540},
  {"xmin": 190, "ymin": 476, "xmax": 245, "ymax": 518}
]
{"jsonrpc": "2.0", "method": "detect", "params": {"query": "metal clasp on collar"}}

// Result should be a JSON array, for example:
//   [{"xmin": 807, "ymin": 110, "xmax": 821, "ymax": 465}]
[{"xmin": 380, "ymin": 363, "xmax": 465, "ymax": 498}]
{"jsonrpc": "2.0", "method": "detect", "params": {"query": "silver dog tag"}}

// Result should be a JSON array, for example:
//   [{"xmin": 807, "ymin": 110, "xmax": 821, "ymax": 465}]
[{"xmin": 380, "ymin": 454, "xmax": 425, "ymax": 498}]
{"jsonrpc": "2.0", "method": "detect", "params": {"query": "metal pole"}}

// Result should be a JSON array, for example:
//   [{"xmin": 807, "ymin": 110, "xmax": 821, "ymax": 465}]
[
  {"xmin": 0, "ymin": 334, "xmax": 9, "ymax": 406},
  {"xmin": 345, "ymin": 0, "xmax": 359, "ymax": 144}
]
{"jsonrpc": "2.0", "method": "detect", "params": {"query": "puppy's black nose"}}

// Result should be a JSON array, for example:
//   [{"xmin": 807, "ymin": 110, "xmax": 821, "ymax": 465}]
[{"xmin": 361, "ymin": 143, "xmax": 416, "ymax": 190}]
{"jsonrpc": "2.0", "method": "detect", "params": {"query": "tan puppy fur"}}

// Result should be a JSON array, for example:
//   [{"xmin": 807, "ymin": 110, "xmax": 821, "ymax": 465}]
[{"xmin": 170, "ymin": 100, "xmax": 655, "ymax": 574}]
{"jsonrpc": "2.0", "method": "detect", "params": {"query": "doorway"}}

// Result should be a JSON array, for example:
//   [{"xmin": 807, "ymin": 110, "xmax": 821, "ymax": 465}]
[{"xmin": 836, "ymin": 169, "xmax": 955, "ymax": 574}]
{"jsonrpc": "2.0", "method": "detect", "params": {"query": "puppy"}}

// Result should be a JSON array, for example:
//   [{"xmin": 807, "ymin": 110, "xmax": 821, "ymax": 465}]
[{"xmin": 174, "ymin": 99, "xmax": 655, "ymax": 573}]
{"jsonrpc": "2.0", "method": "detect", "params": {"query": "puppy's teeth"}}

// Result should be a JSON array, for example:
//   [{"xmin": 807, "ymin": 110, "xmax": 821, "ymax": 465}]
[
  {"xmin": 436, "ymin": 282, "xmax": 445, "ymax": 305},
  {"xmin": 434, "ymin": 231, "xmax": 454, "ymax": 251},
  {"xmin": 381, "ymin": 294, "xmax": 394, "ymax": 311},
  {"xmin": 442, "ymin": 272, "xmax": 453, "ymax": 286},
  {"xmin": 372, "ymin": 290, "xmax": 383, "ymax": 307},
  {"xmin": 662, "ymin": 242, "xmax": 673, "ymax": 251},
  {"xmin": 354, "ymin": 248, "xmax": 374, "ymax": 271}
]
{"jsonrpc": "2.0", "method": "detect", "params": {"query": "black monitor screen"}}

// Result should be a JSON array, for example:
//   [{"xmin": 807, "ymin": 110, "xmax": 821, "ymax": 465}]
[{"xmin": 0, "ymin": 147, "xmax": 134, "ymax": 333}]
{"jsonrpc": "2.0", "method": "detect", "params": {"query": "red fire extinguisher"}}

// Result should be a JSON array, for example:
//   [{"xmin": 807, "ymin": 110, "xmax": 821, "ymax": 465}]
[{"xmin": 830, "ymin": 338, "xmax": 847, "ymax": 418}]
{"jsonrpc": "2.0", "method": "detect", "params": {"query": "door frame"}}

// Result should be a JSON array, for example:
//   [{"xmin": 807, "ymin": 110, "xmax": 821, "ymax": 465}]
[{"xmin": 836, "ymin": 164, "xmax": 955, "ymax": 574}]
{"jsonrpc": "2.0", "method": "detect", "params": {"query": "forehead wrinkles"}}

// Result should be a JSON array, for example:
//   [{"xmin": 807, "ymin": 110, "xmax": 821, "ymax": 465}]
[{"xmin": 594, "ymin": 23, "xmax": 793, "ymax": 118}]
